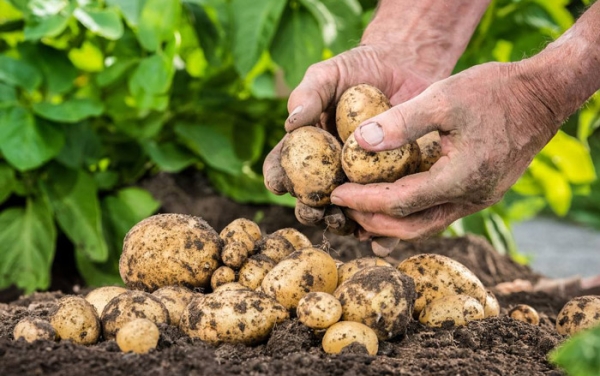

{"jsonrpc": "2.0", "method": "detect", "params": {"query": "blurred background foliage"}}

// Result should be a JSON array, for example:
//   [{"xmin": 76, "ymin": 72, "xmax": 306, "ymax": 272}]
[{"xmin": 0, "ymin": 0, "xmax": 599, "ymax": 294}]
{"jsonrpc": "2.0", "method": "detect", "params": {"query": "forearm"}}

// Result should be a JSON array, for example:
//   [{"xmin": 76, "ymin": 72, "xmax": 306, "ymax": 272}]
[{"xmin": 362, "ymin": 0, "xmax": 491, "ymax": 80}]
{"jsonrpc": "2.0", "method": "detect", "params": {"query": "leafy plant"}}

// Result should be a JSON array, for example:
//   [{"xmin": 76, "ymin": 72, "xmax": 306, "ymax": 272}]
[{"xmin": 550, "ymin": 325, "xmax": 600, "ymax": 376}]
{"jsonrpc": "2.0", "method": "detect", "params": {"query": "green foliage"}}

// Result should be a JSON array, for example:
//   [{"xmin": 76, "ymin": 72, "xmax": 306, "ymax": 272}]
[{"xmin": 550, "ymin": 325, "xmax": 600, "ymax": 376}]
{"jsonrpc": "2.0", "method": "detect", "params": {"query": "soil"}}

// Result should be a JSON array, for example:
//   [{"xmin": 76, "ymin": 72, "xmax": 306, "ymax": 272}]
[{"xmin": 0, "ymin": 172, "xmax": 579, "ymax": 375}]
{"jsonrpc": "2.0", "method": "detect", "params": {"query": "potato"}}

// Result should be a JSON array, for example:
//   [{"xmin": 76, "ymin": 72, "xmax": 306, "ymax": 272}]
[
  {"xmin": 101, "ymin": 290, "xmax": 169, "ymax": 340},
  {"xmin": 483, "ymin": 290, "xmax": 500, "ymax": 318},
  {"xmin": 238, "ymin": 254, "xmax": 277, "ymax": 290},
  {"xmin": 220, "ymin": 218, "xmax": 261, "ymax": 251},
  {"xmin": 322, "ymin": 321, "xmax": 379, "ymax": 356},
  {"xmin": 272, "ymin": 228, "xmax": 312, "ymax": 250},
  {"xmin": 397, "ymin": 254, "xmax": 487, "ymax": 315},
  {"xmin": 416, "ymin": 131, "xmax": 442, "ymax": 172},
  {"xmin": 116, "ymin": 318, "xmax": 159, "ymax": 354},
  {"xmin": 152, "ymin": 286, "xmax": 195, "ymax": 326},
  {"xmin": 258, "ymin": 234, "xmax": 295, "ymax": 263},
  {"xmin": 221, "ymin": 241, "xmax": 249, "ymax": 269},
  {"xmin": 262, "ymin": 247, "xmax": 338, "ymax": 310},
  {"xmin": 211, "ymin": 266, "xmax": 237, "ymax": 290},
  {"xmin": 296, "ymin": 292, "xmax": 342, "ymax": 330},
  {"xmin": 334, "ymin": 266, "xmax": 415, "ymax": 340},
  {"xmin": 281, "ymin": 126, "xmax": 345, "ymax": 207},
  {"xmin": 120, "ymin": 213, "xmax": 222, "ymax": 291},
  {"xmin": 85, "ymin": 286, "xmax": 128, "ymax": 316},
  {"xmin": 180, "ymin": 289, "xmax": 288, "ymax": 345},
  {"xmin": 213, "ymin": 282, "xmax": 251, "ymax": 293},
  {"xmin": 335, "ymin": 84, "xmax": 391, "ymax": 142},
  {"xmin": 50, "ymin": 296, "xmax": 101, "ymax": 345},
  {"xmin": 418, "ymin": 295, "xmax": 484, "ymax": 328},
  {"xmin": 13, "ymin": 318, "xmax": 57, "ymax": 343},
  {"xmin": 337, "ymin": 257, "xmax": 391, "ymax": 286},
  {"xmin": 556, "ymin": 296, "xmax": 600, "ymax": 335},
  {"xmin": 508, "ymin": 304, "xmax": 539, "ymax": 326},
  {"xmin": 342, "ymin": 133, "xmax": 421, "ymax": 184}
]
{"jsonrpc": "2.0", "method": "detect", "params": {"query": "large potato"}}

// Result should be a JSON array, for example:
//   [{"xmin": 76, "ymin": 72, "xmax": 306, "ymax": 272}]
[
  {"xmin": 322, "ymin": 321, "xmax": 379, "ymax": 356},
  {"xmin": 120, "ymin": 213, "xmax": 222, "ymax": 291},
  {"xmin": 262, "ymin": 247, "xmax": 338, "ymax": 310},
  {"xmin": 556, "ymin": 295, "xmax": 600, "ymax": 335},
  {"xmin": 271, "ymin": 228, "xmax": 312, "ymax": 250},
  {"xmin": 418, "ymin": 295, "xmax": 484, "ymax": 328},
  {"xmin": 334, "ymin": 266, "xmax": 415, "ymax": 340},
  {"xmin": 397, "ymin": 254, "xmax": 487, "ymax": 315},
  {"xmin": 281, "ymin": 126, "xmax": 345, "ymax": 207},
  {"xmin": 180, "ymin": 289, "xmax": 288, "ymax": 345},
  {"xmin": 50, "ymin": 296, "xmax": 101, "ymax": 345},
  {"xmin": 337, "ymin": 257, "xmax": 391, "ymax": 286},
  {"xmin": 335, "ymin": 84, "xmax": 391, "ymax": 142}
]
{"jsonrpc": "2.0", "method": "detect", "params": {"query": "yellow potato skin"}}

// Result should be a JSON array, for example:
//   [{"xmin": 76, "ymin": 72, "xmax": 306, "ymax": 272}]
[
  {"xmin": 50, "ymin": 296, "xmax": 101, "ymax": 345},
  {"xmin": 85, "ymin": 286, "xmax": 128, "ymax": 316},
  {"xmin": 272, "ymin": 228, "xmax": 312, "ymax": 250},
  {"xmin": 416, "ymin": 131, "xmax": 442, "ymax": 172},
  {"xmin": 296, "ymin": 292, "xmax": 342, "ymax": 330},
  {"xmin": 13, "ymin": 318, "xmax": 57, "ymax": 343},
  {"xmin": 419, "ymin": 295, "xmax": 484, "ymax": 328},
  {"xmin": 211, "ymin": 266, "xmax": 237, "ymax": 290},
  {"xmin": 152, "ymin": 286, "xmax": 195, "ymax": 326},
  {"xmin": 238, "ymin": 254, "xmax": 277, "ymax": 290},
  {"xmin": 335, "ymin": 84, "xmax": 391, "ymax": 142},
  {"xmin": 116, "ymin": 318, "xmax": 159, "ymax": 354},
  {"xmin": 508, "ymin": 304, "xmax": 540, "ymax": 326},
  {"xmin": 322, "ymin": 321, "xmax": 379, "ymax": 356},
  {"xmin": 556, "ymin": 296, "xmax": 600, "ymax": 335},
  {"xmin": 337, "ymin": 257, "xmax": 391, "ymax": 286},
  {"xmin": 483, "ymin": 290, "xmax": 501, "ymax": 318},
  {"xmin": 220, "ymin": 218, "xmax": 262, "ymax": 251}
]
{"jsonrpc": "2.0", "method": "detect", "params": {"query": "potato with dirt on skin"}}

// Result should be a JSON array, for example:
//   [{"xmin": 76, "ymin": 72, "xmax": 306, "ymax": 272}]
[
  {"xmin": 556, "ymin": 295, "xmax": 600, "ymax": 335},
  {"xmin": 120, "ymin": 213, "xmax": 222, "ymax": 291},
  {"xmin": 397, "ymin": 253, "xmax": 487, "ymax": 315},
  {"xmin": 221, "ymin": 241, "xmax": 250, "ymax": 269},
  {"xmin": 483, "ymin": 290, "xmax": 501, "ymax": 318},
  {"xmin": 85, "ymin": 285, "xmax": 128, "ymax": 316},
  {"xmin": 508, "ymin": 304, "xmax": 539, "ymax": 326},
  {"xmin": 50, "ymin": 296, "xmax": 101, "ymax": 345},
  {"xmin": 272, "ymin": 228, "xmax": 312, "ymax": 250},
  {"xmin": 262, "ymin": 247, "xmax": 338, "ymax": 310},
  {"xmin": 152, "ymin": 285, "xmax": 195, "ymax": 326},
  {"xmin": 213, "ymin": 282, "xmax": 251, "ymax": 293},
  {"xmin": 281, "ymin": 126, "xmax": 345, "ymax": 207},
  {"xmin": 257, "ymin": 234, "xmax": 296, "ymax": 263},
  {"xmin": 337, "ymin": 257, "xmax": 392, "ymax": 286},
  {"xmin": 296, "ymin": 292, "xmax": 342, "ymax": 330},
  {"xmin": 180, "ymin": 288, "xmax": 288, "ymax": 345},
  {"xmin": 322, "ymin": 321, "xmax": 379, "ymax": 356},
  {"xmin": 238, "ymin": 254, "xmax": 277, "ymax": 290},
  {"xmin": 416, "ymin": 131, "xmax": 442, "ymax": 172},
  {"xmin": 13, "ymin": 318, "xmax": 57, "ymax": 343},
  {"xmin": 116, "ymin": 318, "xmax": 159, "ymax": 354},
  {"xmin": 101, "ymin": 290, "xmax": 169, "ymax": 340},
  {"xmin": 419, "ymin": 295, "xmax": 485, "ymax": 328},
  {"xmin": 335, "ymin": 84, "xmax": 391, "ymax": 142},
  {"xmin": 220, "ymin": 218, "xmax": 262, "ymax": 252},
  {"xmin": 211, "ymin": 266, "xmax": 237, "ymax": 290},
  {"xmin": 334, "ymin": 266, "xmax": 415, "ymax": 340}
]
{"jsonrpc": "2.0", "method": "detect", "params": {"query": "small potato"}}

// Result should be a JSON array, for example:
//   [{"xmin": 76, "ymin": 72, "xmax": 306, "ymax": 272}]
[
  {"xmin": 334, "ymin": 266, "xmax": 415, "ymax": 340},
  {"xmin": 419, "ymin": 295, "xmax": 485, "ymax": 328},
  {"xmin": 180, "ymin": 289, "xmax": 289, "ymax": 345},
  {"xmin": 152, "ymin": 286, "xmax": 195, "ymax": 326},
  {"xmin": 211, "ymin": 266, "xmax": 237, "ymax": 290},
  {"xmin": 258, "ymin": 234, "xmax": 295, "ymax": 263},
  {"xmin": 50, "ymin": 296, "xmax": 101, "ymax": 345},
  {"xmin": 281, "ymin": 126, "xmax": 345, "ymax": 207},
  {"xmin": 238, "ymin": 254, "xmax": 277, "ymax": 290},
  {"xmin": 556, "ymin": 296, "xmax": 600, "ymax": 335},
  {"xmin": 397, "ymin": 254, "xmax": 487, "ymax": 315},
  {"xmin": 120, "ymin": 213, "xmax": 222, "ymax": 291},
  {"xmin": 297, "ymin": 292, "xmax": 342, "ymax": 330},
  {"xmin": 416, "ymin": 131, "xmax": 442, "ymax": 172},
  {"xmin": 85, "ymin": 286, "xmax": 128, "ymax": 316},
  {"xmin": 335, "ymin": 84, "xmax": 391, "ymax": 142},
  {"xmin": 101, "ymin": 290, "xmax": 169, "ymax": 340},
  {"xmin": 272, "ymin": 228, "xmax": 312, "ymax": 250},
  {"xmin": 221, "ymin": 241, "xmax": 249, "ymax": 269},
  {"xmin": 13, "ymin": 318, "xmax": 57, "ymax": 343},
  {"xmin": 508, "ymin": 304, "xmax": 539, "ymax": 326},
  {"xmin": 322, "ymin": 321, "xmax": 379, "ymax": 356},
  {"xmin": 337, "ymin": 257, "xmax": 391, "ymax": 286},
  {"xmin": 116, "ymin": 318, "xmax": 159, "ymax": 354},
  {"xmin": 484, "ymin": 290, "xmax": 500, "ymax": 318},
  {"xmin": 220, "ymin": 218, "xmax": 262, "ymax": 251},
  {"xmin": 262, "ymin": 247, "xmax": 338, "ymax": 310}
]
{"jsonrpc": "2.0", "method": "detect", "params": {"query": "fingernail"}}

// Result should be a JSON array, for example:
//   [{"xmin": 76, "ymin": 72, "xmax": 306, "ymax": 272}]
[
  {"xmin": 287, "ymin": 105, "xmax": 303, "ymax": 124},
  {"xmin": 359, "ymin": 122, "xmax": 384, "ymax": 146},
  {"xmin": 330, "ymin": 195, "xmax": 344, "ymax": 206}
]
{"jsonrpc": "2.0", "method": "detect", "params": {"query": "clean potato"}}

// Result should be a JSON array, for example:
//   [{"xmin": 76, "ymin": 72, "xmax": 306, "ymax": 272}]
[
  {"xmin": 211, "ymin": 266, "xmax": 237, "ymax": 290},
  {"xmin": 50, "ymin": 296, "xmax": 101, "ymax": 345},
  {"xmin": 13, "ymin": 318, "xmax": 57, "ymax": 343},
  {"xmin": 335, "ymin": 84, "xmax": 391, "ymax": 142},
  {"xmin": 280, "ymin": 126, "xmax": 345, "ymax": 207},
  {"xmin": 116, "ymin": 318, "xmax": 160, "ymax": 354},
  {"xmin": 85, "ymin": 286, "xmax": 128, "ymax": 316},
  {"xmin": 238, "ymin": 254, "xmax": 277, "ymax": 290},
  {"xmin": 334, "ymin": 266, "xmax": 415, "ymax": 340},
  {"xmin": 271, "ymin": 228, "xmax": 312, "ymax": 250},
  {"xmin": 120, "ymin": 213, "xmax": 222, "ymax": 291},
  {"xmin": 416, "ymin": 131, "xmax": 442, "ymax": 172},
  {"xmin": 337, "ymin": 257, "xmax": 391, "ymax": 286},
  {"xmin": 556, "ymin": 295, "xmax": 600, "ymax": 335},
  {"xmin": 508, "ymin": 304, "xmax": 540, "ymax": 326},
  {"xmin": 296, "ymin": 292, "xmax": 342, "ymax": 330},
  {"xmin": 419, "ymin": 295, "xmax": 485, "ymax": 328},
  {"xmin": 397, "ymin": 254, "xmax": 487, "ymax": 315},
  {"xmin": 322, "ymin": 321, "xmax": 379, "ymax": 356},
  {"xmin": 152, "ymin": 285, "xmax": 195, "ymax": 326},
  {"xmin": 180, "ymin": 289, "xmax": 288, "ymax": 345},
  {"xmin": 262, "ymin": 247, "xmax": 338, "ymax": 310}
]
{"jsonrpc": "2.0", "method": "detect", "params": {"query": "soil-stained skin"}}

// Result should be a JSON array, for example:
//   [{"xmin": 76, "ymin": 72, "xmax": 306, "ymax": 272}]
[
  {"xmin": 556, "ymin": 295, "xmax": 600, "ymax": 335},
  {"xmin": 508, "ymin": 304, "xmax": 540, "ymax": 326}
]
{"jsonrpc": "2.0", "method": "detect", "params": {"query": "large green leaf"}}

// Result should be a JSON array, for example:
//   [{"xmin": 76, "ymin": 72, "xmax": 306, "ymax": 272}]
[
  {"xmin": 0, "ymin": 107, "xmax": 64, "ymax": 171},
  {"xmin": 55, "ymin": 123, "xmax": 102, "ymax": 169},
  {"xmin": 550, "ymin": 325, "xmax": 600, "ymax": 376},
  {"xmin": 208, "ymin": 169, "xmax": 296, "ymax": 206},
  {"xmin": 0, "ymin": 162, "xmax": 16, "ymax": 204},
  {"xmin": 528, "ymin": 158, "xmax": 572, "ymax": 216},
  {"xmin": 142, "ymin": 140, "xmax": 198, "ymax": 173},
  {"xmin": 0, "ymin": 82, "xmax": 18, "ymax": 108},
  {"xmin": 68, "ymin": 40, "xmax": 104, "ymax": 72},
  {"xmin": 128, "ymin": 53, "xmax": 173, "ymax": 95},
  {"xmin": 540, "ymin": 130, "xmax": 597, "ymax": 185},
  {"xmin": 106, "ymin": 0, "xmax": 146, "ymax": 27},
  {"xmin": 41, "ymin": 165, "xmax": 108, "ymax": 262},
  {"xmin": 300, "ymin": 0, "xmax": 362, "ymax": 53},
  {"xmin": 24, "ymin": 11, "xmax": 71, "ymax": 40},
  {"xmin": 96, "ymin": 58, "xmax": 138, "ymax": 87},
  {"xmin": 74, "ymin": 7, "xmax": 124, "ymax": 40},
  {"xmin": 0, "ymin": 196, "xmax": 56, "ymax": 293},
  {"xmin": 231, "ymin": 0, "xmax": 286, "ymax": 76},
  {"xmin": 270, "ymin": 7, "xmax": 324, "ymax": 87},
  {"xmin": 137, "ymin": 0, "xmax": 180, "ymax": 52},
  {"xmin": 0, "ymin": 55, "xmax": 42, "ymax": 91},
  {"xmin": 32, "ymin": 98, "xmax": 104, "ymax": 123}
]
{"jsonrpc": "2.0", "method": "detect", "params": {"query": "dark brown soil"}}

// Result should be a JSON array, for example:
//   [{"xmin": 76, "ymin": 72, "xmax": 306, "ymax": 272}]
[{"xmin": 0, "ymin": 172, "xmax": 576, "ymax": 375}]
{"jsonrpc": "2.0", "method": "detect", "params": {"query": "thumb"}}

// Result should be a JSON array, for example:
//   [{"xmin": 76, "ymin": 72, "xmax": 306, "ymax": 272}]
[{"xmin": 353, "ymin": 87, "xmax": 445, "ymax": 152}]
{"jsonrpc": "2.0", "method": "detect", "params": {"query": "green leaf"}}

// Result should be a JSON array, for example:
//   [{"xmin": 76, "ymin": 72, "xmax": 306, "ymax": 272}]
[
  {"xmin": 186, "ymin": 3, "xmax": 222, "ymax": 66},
  {"xmin": 41, "ymin": 165, "xmax": 108, "ymax": 262},
  {"xmin": 0, "ymin": 196, "xmax": 56, "ymax": 293},
  {"xmin": 0, "ymin": 82, "xmax": 18, "ymax": 108},
  {"xmin": 17, "ymin": 43, "xmax": 78, "ymax": 95},
  {"xmin": 55, "ymin": 123, "xmax": 102, "ymax": 169},
  {"xmin": 300, "ymin": 0, "xmax": 362, "ymax": 53},
  {"xmin": 0, "ymin": 107, "xmax": 65, "ymax": 171},
  {"xmin": 270, "ymin": 7, "xmax": 324, "ymax": 87},
  {"xmin": 128, "ymin": 53, "xmax": 173, "ymax": 95},
  {"xmin": 142, "ymin": 140, "xmax": 198, "ymax": 173},
  {"xmin": 137, "ymin": 0, "xmax": 180, "ymax": 52},
  {"xmin": 24, "ymin": 11, "xmax": 71, "ymax": 40},
  {"xmin": 32, "ymin": 98, "xmax": 104, "ymax": 123},
  {"xmin": 96, "ymin": 58, "xmax": 138, "ymax": 87},
  {"xmin": 233, "ymin": 122, "xmax": 265, "ymax": 163},
  {"xmin": 0, "ymin": 163, "xmax": 16, "ymax": 204},
  {"xmin": 550, "ymin": 324, "xmax": 600, "ymax": 376},
  {"xmin": 505, "ymin": 196, "xmax": 547, "ymax": 222},
  {"xmin": 540, "ymin": 130, "xmax": 597, "ymax": 185},
  {"xmin": 73, "ymin": 7, "xmax": 124, "ymax": 40},
  {"xmin": 208, "ymin": 169, "xmax": 296, "ymax": 206},
  {"xmin": 231, "ymin": 0, "xmax": 286, "ymax": 76},
  {"xmin": 0, "ymin": 55, "xmax": 42, "ymax": 91},
  {"xmin": 106, "ymin": 0, "xmax": 145, "ymax": 27},
  {"xmin": 68, "ymin": 40, "xmax": 104, "ymax": 72},
  {"xmin": 28, "ymin": 0, "xmax": 69, "ymax": 17},
  {"xmin": 528, "ymin": 158, "xmax": 572, "ymax": 216}
]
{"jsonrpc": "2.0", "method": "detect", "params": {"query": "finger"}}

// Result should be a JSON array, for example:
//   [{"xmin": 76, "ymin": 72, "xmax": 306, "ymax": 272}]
[
  {"xmin": 323, "ymin": 206, "xmax": 357, "ymax": 236},
  {"xmin": 263, "ymin": 137, "xmax": 288, "ymax": 195},
  {"xmin": 371, "ymin": 237, "xmax": 400, "ymax": 257},
  {"xmin": 295, "ymin": 201, "xmax": 325, "ymax": 226}
]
